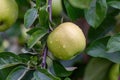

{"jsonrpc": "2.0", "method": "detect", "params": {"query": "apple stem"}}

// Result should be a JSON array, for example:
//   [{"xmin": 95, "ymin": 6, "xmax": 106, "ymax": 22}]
[
  {"xmin": 48, "ymin": 0, "xmax": 52, "ymax": 22},
  {"xmin": 41, "ymin": 45, "xmax": 48, "ymax": 68}
]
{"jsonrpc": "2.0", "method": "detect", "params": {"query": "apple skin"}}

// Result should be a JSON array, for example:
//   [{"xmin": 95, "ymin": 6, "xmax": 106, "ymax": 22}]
[
  {"xmin": 0, "ymin": 0, "xmax": 18, "ymax": 31},
  {"xmin": 47, "ymin": 22, "xmax": 86, "ymax": 60},
  {"xmin": 52, "ymin": 0, "xmax": 62, "ymax": 16},
  {"xmin": 109, "ymin": 64, "xmax": 119, "ymax": 80}
]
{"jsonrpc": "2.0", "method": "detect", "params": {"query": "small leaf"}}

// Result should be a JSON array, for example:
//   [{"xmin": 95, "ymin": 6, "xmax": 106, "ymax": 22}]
[
  {"xmin": 27, "ymin": 29, "xmax": 48, "ymax": 48},
  {"xmin": 107, "ymin": 33, "xmax": 120, "ymax": 53},
  {"xmin": 53, "ymin": 61, "xmax": 72, "ymax": 77},
  {"xmin": 64, "ymin": 0, "xmax": 84, "ymax": 21},
  {"xmin": 36, "ymin": 0, "xmax": 41, "ymax": 8},
  {"xmin": 6, "ymin": 66, "xmax": 28, "ymax": 80},
  {"xmin": 84, "ymin": 58, "xmax": 112, "ymax": 80},
  {"xmin": 85, "ymin": 0, "xmax": 107, "ymax": 28},
  {"xmin": 27, "ymin": 28, "xmax": 41, "ymax": 35},
  {"xmin": 0, "ymin": 52, "xmax": 22, "ymax": 69},
  {"xmin": 18, "ymin": 53, "xmax": 33, "ymax": 63},
  {"xmin": 39, "ymin": 6, "xmax": 49, "ymax": 26},
  {"xmin": 24, "ymin": 8, "xmax": 38, "ymax": 28},
  {"xmin": 108, "ymin": 1, "xmax": 120, "ymax": 9},
  {"xmin": 34, "ymin": 67, "xmax": 61, "ymax": 80},
  {"xmin": 69, "ymin": 0, "xmax": 92, "ymax": 9},
  {"xmin": 36, "ymin": 0, "xmax": 46, "ymax": 8}
]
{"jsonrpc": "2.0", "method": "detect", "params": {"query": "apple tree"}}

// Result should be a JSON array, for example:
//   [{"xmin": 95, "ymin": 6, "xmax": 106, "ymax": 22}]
[{"xmin": 0, "ymin": 0, "xmax": 120, "ymax": 80}]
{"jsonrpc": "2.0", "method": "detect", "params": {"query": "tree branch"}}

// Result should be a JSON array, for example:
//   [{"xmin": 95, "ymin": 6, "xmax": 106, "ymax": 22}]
[
  {"xmin": 41, "ymin": 46, "xmax": 48, "ymax": 68},
  {"xmin": 48, "ymin": 0, "xmax": 52, "ymax": 22},
  {"xmin": 41, "ymin": 0, "xmax": 52, "ymax": 68}
]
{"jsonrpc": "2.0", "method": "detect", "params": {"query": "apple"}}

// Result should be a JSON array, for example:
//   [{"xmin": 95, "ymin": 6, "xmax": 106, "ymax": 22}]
[
  {"xmin": 52, "ymin": 0, "xmax": 62, "ymax": 16},
  {"xmin": 47, "ymin": 22, "xmax": 86, "ymax": 60},
  {"xmin": 0, "ymin": 0, "xmax": 18, "ymax": 31},
  {"xmin": 109, "ymin": 64, "xmax": 120, "ymax": 80}
]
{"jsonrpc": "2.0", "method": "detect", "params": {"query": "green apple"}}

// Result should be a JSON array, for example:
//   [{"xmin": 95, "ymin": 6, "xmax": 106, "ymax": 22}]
[
  {"xmin": 47, "ymin": 22, "xmax": 86, "ymax": 60},
  {"xmin": 0, "ymin": 0, "xmax": 18, "ymax": 31},
  {"xmin": 52, "ymin": 0, "xmax": 62, "ymax": 16},
  {"xmin": 109, "ymin": 64, "xmax": 120, "ymax": 80}
]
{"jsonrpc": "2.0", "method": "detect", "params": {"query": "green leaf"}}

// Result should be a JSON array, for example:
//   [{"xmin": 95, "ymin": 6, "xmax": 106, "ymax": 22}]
[
  {"xmin": 36, "ymin": 0, "xmax": 41, "ymax": 8},
  {"xmin": 69, "ymin": 0, "xmax": 92, "ymax": 9},
  {"xmin": 84, "ymin": 58, "xmax": 112, "ymax": 80},
  {"xmin": 36, "ymin": 0, "xmax": 46, "ymax": 8},
  {"xmin": 34, "ymin": 67, "xmax": 61, "ymax": 80},
  {"xmin": 87, "ymin": 37, "xmax": 110, "ymax": 59},
  {"xmin": 6, "ymin": 66, "xmax": 28, "ymax": 80},
  {"xmin": 64, "ymin": 0, "xmax": 84, "ymax": 21},
  {"xmin": 105, "ymin": 52, "xmax": 120, "ymax": 63},
  {"xmin": 24, "ymin": 8, "xmax": 38, "ymax": 28},
  {"xmin": 18, "ymin": 53, "xmax": 33, "ymax": 63},
  {"xmin": 53, "ymin": 61, "xmax": 72, "ymax": 77},
  {"xmin": 27, "ymin": 29, "xmax": 48, "ymax": 48},
  {"xmin": 0, "ymin": 52, "xmax": 22, "ymax": 69},
  {"xmin": 87, "ymin": 37, "xmax": 120, "ymax": 63},
  {"xmin": 0, "ymin": 66, "xmax": 15, "ymax": 80},
  {"xmin": 88, "ymin": 9, "xmax": 116, "ymax": 42},
  {"xmin": 39, "ymin": 6, "xmax": 49, "ymax": 26},
  {"xmin": 20, "ymin": 70, "xmax": 34, "ymax": 80},
  {"xmin": 27, "ymin": 28, "xmax": 42, "ymax": 35},
  {"xmin": 85, "ymin": 0, "xmax": 107, "ymax": 28},
  {"xmin": 107, "ymin": 33, "xmax": 120, "ymax": 53},
  {"xmin": 108, "ymin": 1, "xmax": 120, "ymax": 9}
]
